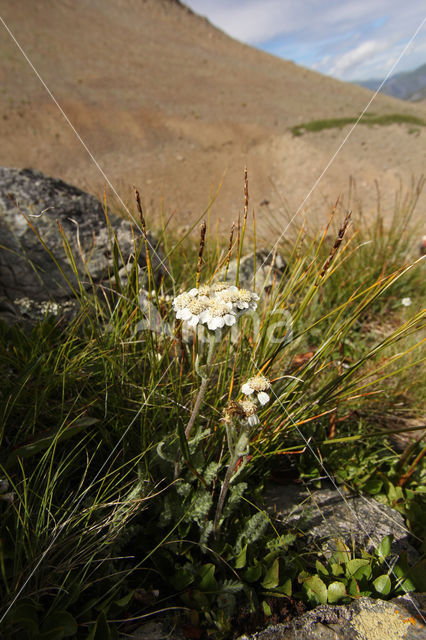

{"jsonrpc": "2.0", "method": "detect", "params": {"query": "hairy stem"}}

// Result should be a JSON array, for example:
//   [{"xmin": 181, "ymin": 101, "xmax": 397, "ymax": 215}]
[
  {"xmin": 184, "ymin": 334, "xmax": 216, "ymax": 440},
  {"xmin": 214, "ymin": 430, "xmax": 250, "ymax": 536}
]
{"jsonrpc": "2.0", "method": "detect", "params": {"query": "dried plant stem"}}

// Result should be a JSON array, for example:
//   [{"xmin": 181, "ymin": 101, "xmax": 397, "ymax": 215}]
[
  {"xmin": 397, "ymin": 446, "xmax": 425, "ymax": 487},
  {"xmin": 239, "ymin": 167, "xmax": 249, "ymax": 255},
  {"xmin": 224, "ymin": 222, "xmax": 235, "ymax": 279},
  {"xmin": 316, "ymin": 210, "xmax": 352, "ymax": 284},
  {"xmin": 134, "ymin": 186, "xmax": 152, "ymax": 285},
  {"xmin": 196, "ymin": 221, "xmax": 207, "ymax": 289},
  {"xmin": 252, "ymin": 207, "xmax": 256, "ymax": 290},
  {"xmin": 235, "ymin": 212, "xmax": 241, "ymax": 287}
]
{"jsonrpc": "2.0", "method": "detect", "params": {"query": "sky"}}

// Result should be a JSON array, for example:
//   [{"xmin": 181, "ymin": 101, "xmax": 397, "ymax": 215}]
[{"xmin": 184, "ymin": 1, "xmax": 426, "ymax": 82}]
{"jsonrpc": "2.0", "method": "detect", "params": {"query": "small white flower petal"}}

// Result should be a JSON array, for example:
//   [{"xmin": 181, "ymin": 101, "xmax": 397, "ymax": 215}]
[
  {"xmin": 199, "ymin": 310, "xmax": 211, "ymax": 323},
  {"xmin": 188, "ymin": 288, "xmax": 199, "ymax": 297},
  {"xmin": 257, "ymin": 391, "xmax": 270, "ymax": 405},
  {"xmin": 224, "ymin": 314, "xmax": 237, "ymax": 326},
  {"xmin": 248, "ymin": 414, "xmax": 259, "ymax": 427},
  {"xmin": 178, "ymin": 308, "xmax": 192, "ymax": 320},
  {"xmin": 187, "ymin": 315, "xmax": 200, "ymax": 327},
  {"xmin": 207, "ymin": 318, "xmax": 219, "ymax": 330},
  {"xmin": 241, "ymin": 383, "xmax": 254, "ymax": 395}
]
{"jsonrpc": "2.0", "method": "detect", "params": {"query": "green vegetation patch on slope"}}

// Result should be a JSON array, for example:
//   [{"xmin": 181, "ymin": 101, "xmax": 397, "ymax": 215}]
[{"xmin": 291, "ymin": 112, "xmax": 426, "ymax": 136}]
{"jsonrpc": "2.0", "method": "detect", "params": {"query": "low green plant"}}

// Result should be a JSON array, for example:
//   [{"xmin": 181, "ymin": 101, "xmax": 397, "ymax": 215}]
[
  {"xmin": 291, "ymin": 112, "xmax": 426, "ymax": 136},
  {"xmin": 0, "ymin": 178, "xmax": 425, "ymax": 638}
]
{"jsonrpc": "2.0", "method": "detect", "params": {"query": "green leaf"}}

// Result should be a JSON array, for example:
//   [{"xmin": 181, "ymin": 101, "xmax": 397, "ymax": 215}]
[
  {"xmin": 315, "ymin": 560, "xmax": 329, "ymax": 576},
  {"xmin": 373, "ymin": 574, "xmax": 392, "ymax": 595},
  {"xmin": 41, "ymin": 611, "xmax": 77, "ymax": 638},
  {"xmin": 327, "ymin": 581, "xmax": 347, "ymax": 603},
  {"xmin": 5, "ymin": 417, "xmax": 99, "ymax": 469},
  {"xmin": 37, "ymin": 631, "xmax": 65, "ymax": 640},
  {"xmin": 112, "ymin": 590, "xmax": 134, "ymax": 610},
  {"xmin": 330, "ymin": 563, "xmax": 344, "ymax": 577},
  {"xmin": 345, "ymin": 559, "xmax": 370, "ymax": 578},
  {"xmin": 171, "ymin": 568, "xmax": 194, "ymax": 591},
  {"xmin": 112, "ymin": 240, "xmax": 122, "ymax": 294},
  {"xmin": 261, "ymin": 558, "xmax": 279, "ymax": 589},
  {"xmin": 275, "ymin": 577, "xmax": 292, "ymax": 596},
  {"xmin": 244, "ymin": 563, "xmax": 262, "ymax": 583},
  {"xmin": 363, "ymin": 476, "xmax": 383, "ymax": 494},
  {"xmin": 198, "ymin": 563, "xmax": 217, "ymax": 592},
  {"xmin": 375, "ymin": 535, "xmax": 393, "ymax": 560},
  {"xmin": 87, "ymin": 611, "xmax": 111, "ymax": 640},
  {"xmin": 6, "ymin": 602, "xmax": 39, "ymax": 635},
  {"xmin": 262, "ymin": 600, "xmax": 272, "ymax": 617},
  {"xmin": 348, "ymin": 577, "xmax": 360, "ymax": 597},
  {"xmin": 405, "ymin": 559, "xmax": 426, "ymax": 592},
  {"xmin": 235, "ymin": 544, "xmax": 247, "ymax": 569},
  {"xmin": 332, "ymin": 539, "xmax": 351, "ymax": 564},
  {"xmin": 303, "ymin": 575, "xmax": 328, "ymax": 605}
]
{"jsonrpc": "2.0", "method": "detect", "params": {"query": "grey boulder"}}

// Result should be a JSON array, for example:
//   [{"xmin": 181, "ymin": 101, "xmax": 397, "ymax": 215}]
[
  {"xmin": 0, "ymin": 167, "xmax": 166, "ymax": 306},
  {"xmin": 237, "ymin": 593, "xmax": 425, "ymax": 640},
  {"xmin": 218, "ymin": 249, "xmax": 288, "ymax": 293},
  {"xmin": 265, "ymin": 481, "xmax": 419, "ymax": 563}
]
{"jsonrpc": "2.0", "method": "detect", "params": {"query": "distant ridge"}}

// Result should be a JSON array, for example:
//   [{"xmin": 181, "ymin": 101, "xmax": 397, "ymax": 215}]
[{"xmin": 356, "ymin": 63, "xmax": 426, "ymax": 101}]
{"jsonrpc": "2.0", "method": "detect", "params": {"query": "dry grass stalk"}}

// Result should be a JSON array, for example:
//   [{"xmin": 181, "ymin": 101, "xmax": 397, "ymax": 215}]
[
  {"xmin": 235, "ymin": 212, "xmax": 241, "ymax": 286},
  {"xmin": 224, "ymin": 221, "xmax": 235, "ymax": 279},
  {"xmin": 316, "ymin": 210, "xmax": 352, "ymax": 283},
  {"xmin": 133, "ymin": 186, "xmax": 152, "ymax": 279},
  {"xmin": 196, "ymin": 220, "xmax": 207, "ymax": 288}
]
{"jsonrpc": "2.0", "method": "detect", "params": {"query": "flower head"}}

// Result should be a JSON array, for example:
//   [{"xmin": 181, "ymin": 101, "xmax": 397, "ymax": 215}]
[
  {"xmin": 241, "ymin": 375, "xmax": 271, "ymax": 405},
  {"xmin": 222, "ymin": 399, "xmax": 259, "ymax": 427},
  {"xmin": 216, "ymin": 287, "xmax": 259, "ymax": 313},
  {"xmin": 172, "ymin": 282, "xmax": 259, "ymax": 332},
  {"xmin": 239, "ymin": 399, "xmax": 259, "ymax": 426}
]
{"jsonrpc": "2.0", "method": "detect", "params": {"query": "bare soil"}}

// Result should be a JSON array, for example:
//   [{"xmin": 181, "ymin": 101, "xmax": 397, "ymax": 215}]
[{"xmin": 1, "ymin": 0, "xmax": 425, "ymax": 242}]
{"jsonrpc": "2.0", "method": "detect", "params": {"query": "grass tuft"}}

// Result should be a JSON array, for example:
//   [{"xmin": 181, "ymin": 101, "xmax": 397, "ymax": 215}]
[{"xmin": 0, "ymin": 180, "xmax": 425, "ymax": 638}]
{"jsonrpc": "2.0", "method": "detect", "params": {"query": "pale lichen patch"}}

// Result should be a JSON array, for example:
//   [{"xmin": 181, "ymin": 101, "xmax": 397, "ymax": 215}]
[{"xmin": 352, "ymin": 603, "xmax": 414, "ymax": 640}]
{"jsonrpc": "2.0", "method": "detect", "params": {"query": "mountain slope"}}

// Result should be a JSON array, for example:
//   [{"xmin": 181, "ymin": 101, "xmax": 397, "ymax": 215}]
[
  {"xmin": 1, "ymin": 0, "xmax": 425, "ymax": 238},
  {"xmin": 357, "ymin": 63, "xmax": 426, "ymax": 101}
]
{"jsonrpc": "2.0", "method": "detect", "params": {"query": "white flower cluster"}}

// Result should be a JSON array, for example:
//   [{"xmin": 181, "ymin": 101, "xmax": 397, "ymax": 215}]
[
  {"xmin": 172, "ymin": 283, "xmax": 259, "ymax": 331},
  {"xmin": 239, "ymin": 399, "xmax": 259, "ymax": 427},
  {"xmin": 241, "ymin": 375, "xmax": 271, "ymax": 406}
]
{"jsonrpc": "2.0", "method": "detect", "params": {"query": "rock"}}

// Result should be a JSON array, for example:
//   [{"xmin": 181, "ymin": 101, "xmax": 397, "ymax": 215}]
[
  {"xmin": 236, "ymin": 593, "xmax": 426, "ymax": 639},
  {"xmin": 122, "ymin": 619, "xmax": 186, "ymax": 640},
  {"xmin": 264, "ymin": 481, "xmax": 419, "ymax": 563},
  {"xmin": 0, "ymin": 167, "xmax": 167, "ymax": 308},
  {"xmin": 218, "ymin": 249, "xmax": 288, "ymax": 293}
]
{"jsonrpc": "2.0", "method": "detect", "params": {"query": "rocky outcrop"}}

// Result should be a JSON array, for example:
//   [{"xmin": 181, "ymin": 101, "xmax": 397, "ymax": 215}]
[
  {"xmin": 218, "ymin": 249, "xmax": 288, "ymax": 293},
  {"xmin": 236, "ymin": 593, "xmax": 425, "ymax": 640},
  {"xmin": 0, "ymin": 167, "xmax": 166, "ymax": 318},
  {"xmin": 265, "ymin": 481, "xmax": 419, "ymax": 563}
]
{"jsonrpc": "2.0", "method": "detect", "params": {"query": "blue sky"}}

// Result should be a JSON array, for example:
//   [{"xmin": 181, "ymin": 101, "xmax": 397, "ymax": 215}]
[{"xmin": 184, "ymin": 1, "xmax": 426, "ymax": 81}]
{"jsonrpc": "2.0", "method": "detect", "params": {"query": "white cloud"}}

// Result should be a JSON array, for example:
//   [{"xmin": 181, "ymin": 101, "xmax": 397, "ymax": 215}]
[
  {"xmin": 328, "ymin": 39, "xmax": 387, "ymax": 77},
  {"xmin": 184, "ymin": 0, "xmax": 426, "ymax": 80}
]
